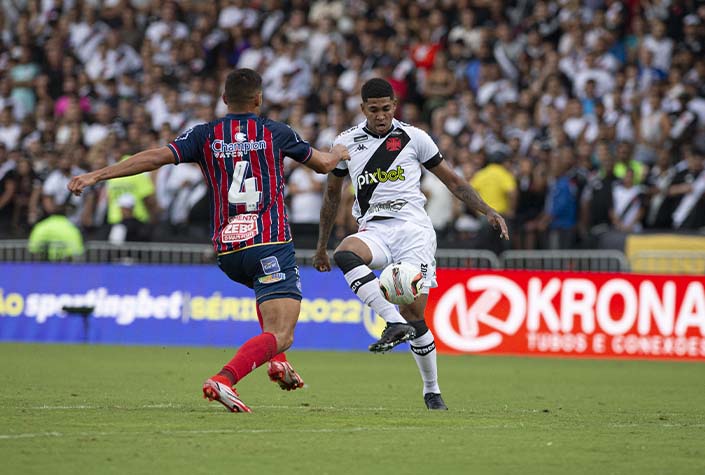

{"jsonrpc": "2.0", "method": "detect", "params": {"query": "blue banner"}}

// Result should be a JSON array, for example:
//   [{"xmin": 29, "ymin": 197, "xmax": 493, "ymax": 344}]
[{"xmin": 0, "ymin": 263, "xmax": 389, "ymax": 351}]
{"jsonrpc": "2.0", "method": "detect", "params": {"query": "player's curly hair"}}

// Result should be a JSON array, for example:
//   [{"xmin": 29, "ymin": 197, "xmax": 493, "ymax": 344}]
[{"xmin": 361, "ymin": 78, "xmax": 395, "ymax": 102}]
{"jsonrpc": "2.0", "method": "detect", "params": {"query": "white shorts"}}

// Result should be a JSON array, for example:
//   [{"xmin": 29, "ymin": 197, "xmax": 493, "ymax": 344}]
[{"xmin": 352, "ymin": 218, "xmax": 437, "ymax": 292}]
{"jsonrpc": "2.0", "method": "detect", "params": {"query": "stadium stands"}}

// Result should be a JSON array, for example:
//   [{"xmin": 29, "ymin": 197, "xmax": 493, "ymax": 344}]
[{"xmin": 0, "ymin": 0, "xmax": 704, "ymax": 254}]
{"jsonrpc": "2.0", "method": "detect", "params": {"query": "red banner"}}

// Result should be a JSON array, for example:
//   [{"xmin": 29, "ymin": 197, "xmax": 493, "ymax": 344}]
[{"xmin": 427, "ymin": 270, "xmax": 705, "ymax": 360}]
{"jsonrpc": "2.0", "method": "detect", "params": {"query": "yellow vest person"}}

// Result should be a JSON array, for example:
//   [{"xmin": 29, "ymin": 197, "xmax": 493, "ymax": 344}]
[
  {"xmin": 470, "ymin": 153, "xmax": 517, "ymax": 215},
  {"xmin": 28, "ymin": 214, "xmax": 84, "ymax": 261},
  {"xmin": 106, "ymin": 155, "xmax": 156, "ymax": 225}
]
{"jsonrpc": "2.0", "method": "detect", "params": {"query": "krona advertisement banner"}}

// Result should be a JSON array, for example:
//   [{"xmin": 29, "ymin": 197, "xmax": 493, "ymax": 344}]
[
  {"xmin": 1, "ymin": 264, "xmax": 704, "ymax": 360},
  {"xmin": 426, "ymin": 270, "xmax": 705, "ymax": 360}
]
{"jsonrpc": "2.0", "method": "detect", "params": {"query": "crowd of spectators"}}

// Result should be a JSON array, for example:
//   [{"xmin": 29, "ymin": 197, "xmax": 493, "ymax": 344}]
[{"xmin": 1, "ymin": 0, "xmax": 705, "ymax": 255}]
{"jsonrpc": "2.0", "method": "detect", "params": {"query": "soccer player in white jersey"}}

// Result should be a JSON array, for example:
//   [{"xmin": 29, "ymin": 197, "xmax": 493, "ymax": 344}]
[{"xmin": 313, "ymin": 78, "xmax": 509, "ymax": 410}]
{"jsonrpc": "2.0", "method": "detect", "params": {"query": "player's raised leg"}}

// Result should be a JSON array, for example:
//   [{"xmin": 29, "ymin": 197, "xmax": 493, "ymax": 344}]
[
  {"xmin": 204, "ymin": 297, "xmax": 300, "ymax": 411},
  {"xmin": 333, "ymin": 237, "xmax": 416, "ymax": 352},
  {"xmin": 400, "ymin": 295, "xmax": 447, "ymax": 410}
]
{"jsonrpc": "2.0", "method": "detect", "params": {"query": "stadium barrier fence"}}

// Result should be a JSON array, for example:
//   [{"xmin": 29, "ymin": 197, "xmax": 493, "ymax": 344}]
[{"xmin": 0, "ymin": 239, "xmax": 636, "ymax": 271}]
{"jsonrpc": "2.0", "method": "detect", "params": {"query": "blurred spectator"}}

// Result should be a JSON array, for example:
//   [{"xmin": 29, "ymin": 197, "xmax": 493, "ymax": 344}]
[
  {"xmin": 0, "ymin": 107, "xmax": 21, "ymax": 150},
  {"xmin": 541, "ymin": 150, "xmax": 579, "ymax": 250},
  {"xmin": 27, "ymin": 209, "xmax": 84, "ymax": 261},
  {"xmin": 470, "ymin": 148, "xmax": 517, "ymax": 252},
  {"xmin": 671, "ymin": 147, "xmax": 705, "ymax": 230},
  {"xmin": 10, "ymin": 157, "xmax": 41, "ymax": 235},
  {"xmin": 108, "ymin": 193, "xmax": 151, "ymax": 244},
  {"xmin": 0, "ymin": 143, "xmax": 17, "ymax": 236},
  {"xmin": 581, "ymin": 146, "xmax": 617, "ymax": 246},
  {"xmin": 106, "ymin": 155, "xmax": 158, "ymax": 229},
  {"xmin": 514, "ymin": 157, "xmax": 547, "ymax": 250},
  {"xmin": 41, "ymin": 153, "xmax": 86, "ymax": 226},
  {"xmin": 287, "ymin": 163, "xmax": 325, "ymax": 224},
  {"xmin": 610, "ymin": 168, "xmax": 646, "ymax": 233},
  {"xmin": 10, "ymin": 45, "xmax": 40, "ymax": 119},
  {"xmin": 422, "ymin": 169, "xmax": 455, "ymax": 238}
]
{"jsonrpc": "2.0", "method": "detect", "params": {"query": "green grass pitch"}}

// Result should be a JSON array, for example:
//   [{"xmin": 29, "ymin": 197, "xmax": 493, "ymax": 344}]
[{"xmin": 1, "ymin": 343, "xmax": 704, "ymax": 475}]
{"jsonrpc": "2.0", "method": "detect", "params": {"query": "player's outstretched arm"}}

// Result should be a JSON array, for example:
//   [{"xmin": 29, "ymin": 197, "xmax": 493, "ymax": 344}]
[
  {"xmin": 430, "ymin": 159, "xmax": 510, "ymax": 240},
  {"xmin": 313, "ymin": 172, "xmax": 346, "ymax": 271},
  {"xmin": 305, "ymin": 144, "xmax": 350, "ymax": 174},
  {"xmin": 67, "ymin": 147, "xmax": 175, "ymax": 196}
]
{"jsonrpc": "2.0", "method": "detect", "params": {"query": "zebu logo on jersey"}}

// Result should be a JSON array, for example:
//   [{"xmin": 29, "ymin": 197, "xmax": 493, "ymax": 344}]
[
  {"xmin": 211, "ymin": 139, "xmax": 267, "ymax": 158},
  {"xmin": 357, "ymin": 165, "xmax": 406, "ymax": 189}
]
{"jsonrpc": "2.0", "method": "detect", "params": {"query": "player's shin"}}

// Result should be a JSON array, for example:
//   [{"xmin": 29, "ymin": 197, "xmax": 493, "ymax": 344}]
[
  {"xmin": 409, "ymin": 320, "xmax": 441, "ymax": 395},
  {"xmin": 256, "ymin": 304, "xmax": 287, "ymax": 363},
  {"xmin": 217, "ymin": 332, "xmax": 278, "ymax": 386},
  {"xmin": 334, "ymin": 251, "xmax": 406, "ymax": 324}
]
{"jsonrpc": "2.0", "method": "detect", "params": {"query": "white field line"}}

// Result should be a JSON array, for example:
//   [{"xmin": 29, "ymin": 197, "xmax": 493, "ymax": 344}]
[
  {"xmin": 29, "ymin": 404, "xmax": 396, "ymax": 412},
  {"xmin": 0, "ymin": 425, "xmax": 512, "ymax": 440}
]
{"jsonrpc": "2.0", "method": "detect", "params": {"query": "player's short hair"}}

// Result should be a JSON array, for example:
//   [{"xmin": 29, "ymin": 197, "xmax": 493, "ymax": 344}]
[
  {"xmin": 224, "ymin": 68, "xmax": 262, "ymax": 105},
  {"xmin": 361, "ymin": 78, "xmax": 395, "ymax": 102}
]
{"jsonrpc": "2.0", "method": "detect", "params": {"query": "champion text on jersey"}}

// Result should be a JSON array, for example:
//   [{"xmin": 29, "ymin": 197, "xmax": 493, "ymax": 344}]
[
  {"xmin": 211, "ymin": 138, "xmax": 267, "ymax": 158},
  {"xmin": 356, "ymin": 165, "xmax": 405, "ymax": 190}
]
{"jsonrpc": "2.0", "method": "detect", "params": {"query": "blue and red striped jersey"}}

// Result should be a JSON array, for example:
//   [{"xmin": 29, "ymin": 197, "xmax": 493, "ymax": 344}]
[{"xmin": 168, "ymin": 113, "xmax": 312, "ymax": 254}]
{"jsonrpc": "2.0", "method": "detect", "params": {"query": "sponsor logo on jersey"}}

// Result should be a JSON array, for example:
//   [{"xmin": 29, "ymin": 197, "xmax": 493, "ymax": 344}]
[
  {"xmin": 211, "ymin": 139, "xmax": 267, "ymax": 158},
  {"xmin": 386, "ymin": 137, "xmax": 402, "ymax": 151},
  {"xmin": 353, "ymin": 134, "xmax": 368, "ymax": 143},
  {"xmin": 389, "ymin": 129, "xmax": 403, "ymax": 136},
  {"xmin": 356, "ymin": 144, "xmax": 367, "ymax": 151},
  {"xmin": 368, "ymin": 199, "xmax": 408, "ymax": 213},
  {"xmin": 356, "ymin": 165, "xmax": 406, "ymax": 189},
  {"xmin": 260, "ymin": 256, "xmax": 281, "ymax": 274},
  {"xmin": 258, "ymin": 272, "xmax": 286, "ymax": 284}
]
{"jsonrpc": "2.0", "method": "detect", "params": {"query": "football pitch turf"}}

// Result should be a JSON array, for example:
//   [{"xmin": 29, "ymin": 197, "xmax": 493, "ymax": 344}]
[{"xmin": 1, "ymin": 344, "xmax": 704, "ymax": 475}]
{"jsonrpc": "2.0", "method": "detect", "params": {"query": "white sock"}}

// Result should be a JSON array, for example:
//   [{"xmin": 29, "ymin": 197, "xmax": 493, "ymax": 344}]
[
  {"xmin": 410, "ymin": 330, "xmax": 440, "ymax": 395},
  {"xmin": 344, "ymin": 265, "xmax": 406, "ymax": 324}
]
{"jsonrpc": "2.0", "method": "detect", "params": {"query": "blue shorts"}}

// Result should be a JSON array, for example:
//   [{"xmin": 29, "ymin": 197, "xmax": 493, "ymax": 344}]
[{"xmin": 216, "ymin": 242, "xmax": 302, "ymax": 304}]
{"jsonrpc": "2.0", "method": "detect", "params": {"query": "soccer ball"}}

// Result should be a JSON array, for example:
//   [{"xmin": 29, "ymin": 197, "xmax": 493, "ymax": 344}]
[{"xmin": 379, "ymin": 262, "xmax": 423, "ymax": 305}]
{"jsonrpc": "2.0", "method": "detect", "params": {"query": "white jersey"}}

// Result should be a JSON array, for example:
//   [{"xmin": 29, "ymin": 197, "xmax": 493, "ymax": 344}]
[{"xmin": 332, "ymin": 119, "xmax": 443, "ymax": 227}]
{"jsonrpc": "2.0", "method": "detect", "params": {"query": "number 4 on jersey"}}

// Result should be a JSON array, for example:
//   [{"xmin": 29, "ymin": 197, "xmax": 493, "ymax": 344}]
[{"xmin": 228, "ymin": 161, "xmax": 261, "ymax": 211}]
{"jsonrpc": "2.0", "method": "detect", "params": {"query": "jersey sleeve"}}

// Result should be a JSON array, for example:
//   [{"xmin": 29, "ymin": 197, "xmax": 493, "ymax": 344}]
[
  {"xmin": 168, "ymin": 123, "xmax": 208, "ymax": 164},
  {"xmin": 413, "ymin": 128, "xmax": 443, "ymax": 170},
  {"xmin": 331, "ymin": 134, "xmax": 348, "ymax": 177},
  {"xmin": 269, "ymin": 120, "xmax": 313, "ymax": 164}
]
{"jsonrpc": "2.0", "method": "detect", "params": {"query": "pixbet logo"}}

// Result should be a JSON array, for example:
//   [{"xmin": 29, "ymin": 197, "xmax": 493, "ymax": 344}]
[
  {"xmin": 356, "ymin": 165, "xmax": 405, "ymax": 189},
  {"xmin": 432, "ymin": 274, "xmax": 705, "ymax": 353}
]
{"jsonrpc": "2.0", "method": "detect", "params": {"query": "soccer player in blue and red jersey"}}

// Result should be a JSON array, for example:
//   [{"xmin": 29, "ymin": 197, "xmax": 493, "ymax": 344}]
[{"xmin": 68, "ymin": 69, "xmax": 350, "ymax": 412}]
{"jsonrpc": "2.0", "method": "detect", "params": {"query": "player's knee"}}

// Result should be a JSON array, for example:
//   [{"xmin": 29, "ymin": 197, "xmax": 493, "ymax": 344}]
[
  {"xmin": 409, "ymin": 319, "xmax": 429, "ymax": 338},
  {"xmin": 333, "ymin": 250, "xmax": 364, "ymax": 273}
]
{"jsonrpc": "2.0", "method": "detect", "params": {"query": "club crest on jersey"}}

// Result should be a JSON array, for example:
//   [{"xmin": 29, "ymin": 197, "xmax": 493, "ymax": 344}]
[
  {"xmin": 356, "ymin": 165, "xmax": 406, "ymax": 190},
  {"xmin": 211, "ymin": 139, "xmax": 267, "ymax": 158},
  {"xmin": 386, "ymin": 137, "xmax": 402, "ymax": 151}
]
